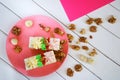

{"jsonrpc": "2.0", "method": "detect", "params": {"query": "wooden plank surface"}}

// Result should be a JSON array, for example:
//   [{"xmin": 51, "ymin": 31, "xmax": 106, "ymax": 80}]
[{"xmin": 0, "ymin": 0, "xmax": 120, "ymax": 80}]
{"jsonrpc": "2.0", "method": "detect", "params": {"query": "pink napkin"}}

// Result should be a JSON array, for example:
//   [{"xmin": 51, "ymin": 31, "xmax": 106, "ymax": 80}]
[{"xmin": 60, "ymin": 0, "xmax": 114, "ymax": 21}]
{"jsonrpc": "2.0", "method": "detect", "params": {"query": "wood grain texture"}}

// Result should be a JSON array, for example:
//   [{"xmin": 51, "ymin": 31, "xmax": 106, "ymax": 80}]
[{"xmin": 0, "ymin": 0, "xmax": 120, "ymax": 80}]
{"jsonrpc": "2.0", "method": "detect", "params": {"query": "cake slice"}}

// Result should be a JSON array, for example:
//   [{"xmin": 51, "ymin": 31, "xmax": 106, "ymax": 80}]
[
  {"xmin": 29, "ymin": 37, "xmax": 46, "ymax": 50},
  {"xmin": 44, "ymin": 51, "xmax": 57, "ymax": 65},
  {"xmin": 49, "ymin": 38, "xmax": 60, "ymax": 50},
  {"xmin": 24, "ymin": 55, "xmax": 43, "ymax": 70}
]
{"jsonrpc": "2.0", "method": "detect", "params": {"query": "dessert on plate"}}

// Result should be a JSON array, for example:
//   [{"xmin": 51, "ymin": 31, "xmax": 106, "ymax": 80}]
[{"xmin": 6, "ymin": 15, "xmax": 68, "ymax": 77}]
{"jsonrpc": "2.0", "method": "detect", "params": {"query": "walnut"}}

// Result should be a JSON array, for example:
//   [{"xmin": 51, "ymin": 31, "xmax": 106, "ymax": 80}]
[
  {"xmin": 60, "ymin": 40, "xmax": 66, "ymax": 45},
  {"xmin": 74, "ymin": 64, "xmax": 82, "ymax": 72},
  {"xmin": 70, "ymin": 45, "xmax": 80, "ymax": 51},
  {"xmin": 89, "ymin": 49, "xmax": 97, "ymax": 57},
  {"xmin": 39, "ymin": 24, "xmax": 50, "ymax": 32},
  {"xmin": 108, "ymin": 15, "xmax": 116, "ymax": 24},
  {"xmin": 67, "ymin": 34, "xmax": 74, "ymax": 43},
  {"xmin": 80, "ymin": 28, "xmax": 86, "ymax": 35},
  {"xmin": 89, "ymin": 26, "xmax": 97, "ymax": 32},
  {"xmin": 66, "ymin": 68, "xmax": 74, "ymax": 77},
  {"xmin": 54, "ymin": 27, "xmax": 64, "ymax": 36},
  {"xmin": 14, "ymin": 45, "xmax": 22, "ymax": 53},
  {"xmin": 11, "ymin": 26, "xmax": 21, "ymax": 36},
  {"xmin": 79, "ymin": 37, "xmax": 87, "ymax": 43},
  {"xmin": 82, "ymin": 46, "xmax": 89, "ymax": 51},
  {"xmin": 86, "ymin": 18, "xmax": 94, "ymax": 25},
  {"xmin": 54, "ymin": 50, "xmax": 65, "ymax": 61},
  {"xmin": 94, "ymin": 18, "xmax": 103, "ymax": 25},
  {"xmin": 68, "ymin": 24, "xmax": 76, "ymax": 30}
]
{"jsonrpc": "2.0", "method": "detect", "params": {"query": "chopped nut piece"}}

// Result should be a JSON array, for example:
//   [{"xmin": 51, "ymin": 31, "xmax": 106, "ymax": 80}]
[
  {"xmin": 89, "ymin": 26, "xmax": 97, "ymax": 32},
  {"xmin": 67, "ymin": 34, "xmax": 74, "ymax": 43},
  {"xmin": 54, "ymin": 27, "xmax": 64, "ymax": 36},
  {"xmin": 94, "ymin": 18, "xmax": 103, "ymax": 25},
  {"xmin": 79, "ymin": 37, "xmax": 87, "ymax": 43},
  {"xmin": 76, "ymin": 41, "xmax": 80, "ymax": 44},
  {"xmin": 80, "ymin": 54, "xmax": 94, "ymax": 64},
  {"xmin": 11, "ymin": 26, "xmax": 21, "ymax": 36},
  {"xmin": 108, "ymin": 15, "xmax": 116, "ymax": 24},
  {"xmin": 39, "ymin": 24, "xmax": 50, "ymax": 32},
  {"xmin": 39, "ymin": 24, "xmax": 45, "ymax": 28},
  {"xmin": 82, "ymin": 46, "xmax": 89, "ymax": 51},
  {"xmin": 54, "ymin": 50, "xmax": 65, "ymax": 61},
  {"xmin": 89, "ymin": 49, "xmax": 97, "ymax": 57},
  {"xmin": 68, "ymin": 24, "xmax": 76, "ymax": 30},
  {"xmin": 60, "ymin": 40, "xmax": 66, "ymax": 45},
  {"xmin": 14, "ymin": 45, "xmax": 22, "ymax": 53},
  {"xmin": 67, "ymin": 68, "xmax": 74, "ymax": 77},
  {"xmin": 79, "ymin": 54, "xmax": 87, "ymax": 62},
  {"xmin": 70, "ymin": 45, "xmax": 80, "ymax": 51},
  {"xmin": 86, "ymin": 18, "xmax": 94, "ymax": 25},
  {"xmin": 80, "ymin": 28, "xmax": 86, "ymax": 35},
  {"xmin": 87, "ymin": 58, "xmax": 94, "ymax": 64},
  {"xmin": 44, "ymin": 27, "xmax": 50, "ymax": 32},
  {"xmin": 74, "ymin": 64, "xmax": 82, "ymax": 72},
  {"xmin": 89, "ymin": 35, "xmax": 93, "ymax": 39}
]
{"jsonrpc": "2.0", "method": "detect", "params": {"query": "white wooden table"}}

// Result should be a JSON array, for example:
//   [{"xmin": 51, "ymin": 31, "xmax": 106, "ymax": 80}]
[{"xmin": 0, "ymin": 0, "xmax": 120, "ymax": 80}]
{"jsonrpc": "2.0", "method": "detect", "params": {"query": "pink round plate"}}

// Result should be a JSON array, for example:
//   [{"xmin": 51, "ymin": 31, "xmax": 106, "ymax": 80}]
[{"xmin": 6, "ymin": 15, "xmax": 68, "ymax": 77}]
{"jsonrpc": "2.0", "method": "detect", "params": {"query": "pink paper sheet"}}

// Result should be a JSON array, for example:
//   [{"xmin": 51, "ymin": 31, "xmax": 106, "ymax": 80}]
[{"xmin": 60, "ymin": 0, "xmax": 114, "ymax": 21}]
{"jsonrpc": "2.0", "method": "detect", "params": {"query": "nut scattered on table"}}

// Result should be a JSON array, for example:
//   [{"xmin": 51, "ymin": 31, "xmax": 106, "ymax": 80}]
[
  {"xmin": 68, "ymin": 24, "xmax": 76, "ymax": 30},
  {"xmin": 80, "ymin": 28, "xmax": 86, "ymax": 35},
  {"xmin": 67, "ymin": 34, "xmax": 74, "ymax": 43},
  {"xmin": 89, "ymin": 35, "xmax": 93, "ymax": 39},
  {"xmin": 14, "ymin": 45, "xmax": 22, "ymax": 53},
  {"xmin": 79, "ymin": 54, "xmax": 94, "ymax": 64},
  {"xmin": 79, "ymin": 54, "xmax": 87, "ymax": 62},
  {"xmin": 70, "ymin": 45, "xmax": 80, "ymax": 51},
  {"xmin": 82, "ymin": 46, "xmax": 89, "ymax": 51},
  {"xmin": 94, "ymin": 18, "xmax": 103, "ymax": 25},
  {"xmin": 86, "ymin": 18, "xmax": 94, "ymax": 25},
  {"xmin": 54, "ymin": 27, "xmax": 64, "ymax": 36},
  {"xmin": 108, "ymin": 15, "xmax": 116, "ymax": 24},
  {"xmin": 11, "ymin": 26, "xmax": 21, "ymax": 36},
  {"xmin": 89, "ymin": 26, "xmax": 97, "ymax": 32},
  {"xmin": 89, "ymin": 49, "xmax": 97, "ymax": 57},
  {"xmin": 79, "ymin": 36, "xmax": 87, "ymax": 43},
  {"xmin": 74, "ymin": 64, "xmax": 82, "ymax": 72},
  {"xmin": 76, "ymin": 41, "xmax": 80, "ymax": 44},
  {"xmin": 67, "ymin": 68, "xmax": 74, "ymax": 77}
]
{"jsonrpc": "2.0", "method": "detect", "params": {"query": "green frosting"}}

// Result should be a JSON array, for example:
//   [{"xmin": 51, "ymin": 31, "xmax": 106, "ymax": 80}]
[
  {"xmin": 35, "ymin": 55, "xmax": 43, "ymax": 67},
  {"xmin": 37, "ymin": 62, "xmax": 43, "ymax": 67},
  {"xmin": 39, "ymin": 37, "xmax": 46, "ymax": 50},
  {"xmin": 36, "ymin": 55, "xmax": 41, "ymax": 60},
  {"xmin": 41, "ymin": 44, "xmax": 46, "ymax": 50}
]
